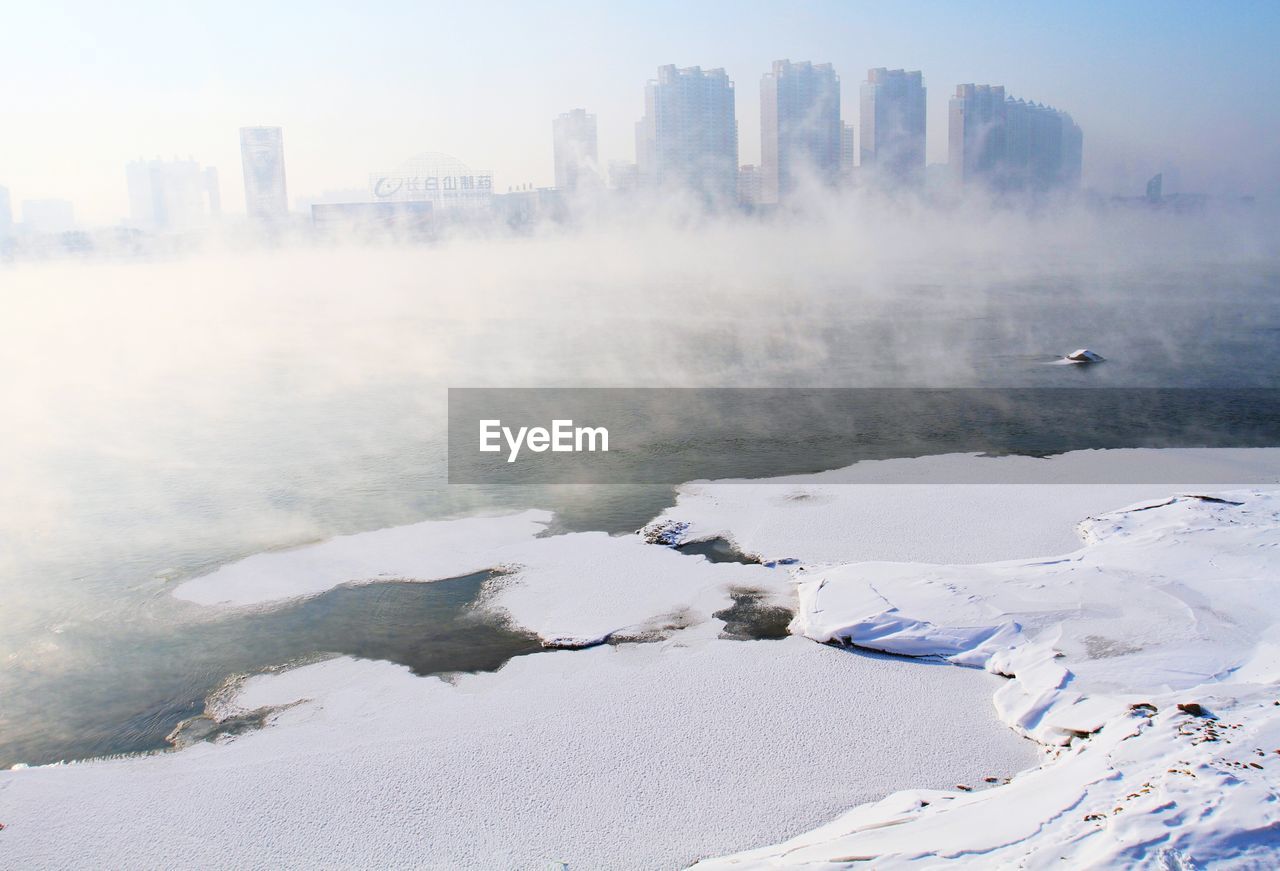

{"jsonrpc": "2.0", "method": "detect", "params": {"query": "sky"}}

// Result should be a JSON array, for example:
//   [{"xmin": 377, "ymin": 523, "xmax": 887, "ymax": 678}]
[{"xmin": 2, "ymin": 0, "xmax": 1278, "ymax": 223}]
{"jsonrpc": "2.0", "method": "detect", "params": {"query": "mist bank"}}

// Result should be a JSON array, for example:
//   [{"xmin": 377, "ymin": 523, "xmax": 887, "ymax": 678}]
[
  {"xmin": 2, "ymin": 184, "xmax": 1275, "ymax": 266},
  {"xmin": 2, "ymin": 191, "xmax": 1276, "ymax": 689}
]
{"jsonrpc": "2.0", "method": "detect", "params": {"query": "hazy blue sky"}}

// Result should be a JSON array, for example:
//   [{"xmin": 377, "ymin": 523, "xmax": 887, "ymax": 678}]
[{"xmin": 3, "ymin": 0, "xmax": 1277, "ymax": 222}]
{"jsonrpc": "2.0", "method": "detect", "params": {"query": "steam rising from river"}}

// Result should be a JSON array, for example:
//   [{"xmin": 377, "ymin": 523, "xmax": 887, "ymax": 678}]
[{"xmin": 0, "ymin": 197, "xmax": 1277, "ymax": 710}]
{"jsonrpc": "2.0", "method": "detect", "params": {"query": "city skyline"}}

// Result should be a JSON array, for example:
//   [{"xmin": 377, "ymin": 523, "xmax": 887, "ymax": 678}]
[{"xmin": 3, "ymin": 1, "xmax": 1277, "ymax": 222}]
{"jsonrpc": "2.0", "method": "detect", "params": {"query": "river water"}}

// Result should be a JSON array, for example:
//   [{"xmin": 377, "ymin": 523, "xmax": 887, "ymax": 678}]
[{"xmin": 2, "ymin": 208, "xmax": 1278, "ymax": 766}]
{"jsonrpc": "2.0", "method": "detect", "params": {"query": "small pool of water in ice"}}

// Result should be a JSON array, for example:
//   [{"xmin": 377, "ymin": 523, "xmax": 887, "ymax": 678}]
[{"xmin": 2, "ymin": 572, "xmax": 544, "ymax": 767}]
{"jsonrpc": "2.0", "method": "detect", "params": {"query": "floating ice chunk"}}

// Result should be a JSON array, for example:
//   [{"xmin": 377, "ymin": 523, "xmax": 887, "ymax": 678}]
[{"xmin": 1065, "ymin": 348, "xmax": 1105, "ymax": 363}]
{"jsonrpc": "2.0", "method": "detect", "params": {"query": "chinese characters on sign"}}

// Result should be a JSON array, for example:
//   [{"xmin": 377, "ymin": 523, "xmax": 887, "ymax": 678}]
[
  {"xmin": 371, "ymin": 174, "xmax": 494, "ymax": 198},
  {"xmin": 369, "ymin": 153, "xmax": 494, "ymax": 213}
]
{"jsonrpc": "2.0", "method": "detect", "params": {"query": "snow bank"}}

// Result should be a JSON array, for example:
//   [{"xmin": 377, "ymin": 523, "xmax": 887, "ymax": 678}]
[
  {"xmin": 0, "ymin": 639, "xmax": 1033, "ymax": 870},
  {"xmin": 696, "ymin": 685, "xmax": 1280, "ymax": 869},
  {"xmin": 790, "ymin": 491, "xmax": 1280, "ymax": 740},
  {"xmin": 694, "ymin": 488, "xmax": 1280, "ymax": 867}
]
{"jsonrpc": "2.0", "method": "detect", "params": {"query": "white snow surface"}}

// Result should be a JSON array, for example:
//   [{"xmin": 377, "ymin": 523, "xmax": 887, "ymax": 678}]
[
  {"xmin": 480, "ymin": 530, "xmax": 783, "ymax": 646},
  {"xmin": 172, "ymin": 509, "xmax": 553, "ymax": 607},
  {"xmin": 648, "ymin": 448, "xmax": 1280, "ymax": 566},
  {"xmin": 0, "ymin": 639, "xmax": 1029, "ymax": 870},
  {"xmin": 671, "ymin": 456, "xmax": 1280, "ymax": 868},
  {"xmin": 8, "ymin": 447, "xmax": 1280, "ymax": 869}
]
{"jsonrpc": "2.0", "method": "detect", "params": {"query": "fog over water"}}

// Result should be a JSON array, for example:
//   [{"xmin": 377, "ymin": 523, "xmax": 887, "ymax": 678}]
[{"xmin": 2, "ymin": 199, "xmax": 1278, "ymax": 765}]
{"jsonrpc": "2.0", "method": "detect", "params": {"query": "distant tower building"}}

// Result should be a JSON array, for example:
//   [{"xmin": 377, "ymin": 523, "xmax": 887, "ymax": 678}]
[
  {"xmin": 126, "ymin": 157, "xmax": 216, "ymax": 231},
  {"xmin": 1019, "ymin": 99, "xmax": 1082, "ymax": 189},
  {"xmin": 239, "ymin": 126, "xmax": 289, "ymax": 219},
  {"xmin": 552, "ymin": 109, "xmax": 599, "ymax": 193},
  {"xmin": 948, "ymin": 84, "xmax": 1006, "ymax": 185},
  {"xmin": 1062, "ymin": 117, "xmax": 1084, "ymax": 188},
  {"xmin": 759, "ymin": 60, "xmax": 841, "ymax": 203},
  {"xmin": 1146, "ymin": 173, "xmax": 1163, "ymax": 203},
  {"xmin": 859, "ymin": 68, "xmax": 926, "ymax": 184},
  {"xmin": 636, "ymin": 65, "xmax": 739, "ymax": 204},
  {"xmin": 948, "ymin": 84, "xmax": 1082, "ymax": 192},
  {"xmin": 0, "ymin": 185, "xmax": 12, "ymax": 236},
  {"xmin": 737, "ymin": 164, "xmax": 762, "ymax": 206},
  {"xmin": 840, "ymin": 122, "xmax": 856, "ymax": 183}
]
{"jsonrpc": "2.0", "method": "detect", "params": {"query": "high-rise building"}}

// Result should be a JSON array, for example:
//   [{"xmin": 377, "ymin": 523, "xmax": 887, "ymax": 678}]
[
  {"xmin": 0, "ymin": 186, "xmax": 12, "ymax": 236},
  {"xmin": 859, "ymin": 68, "xmax": 926, "ymax": 184},
  {"xmin": 636, "ymin": 65, "xmax": 739, "ymax": 204},
  {"xmin": 1061, "ymin": 112, "xmax": 1084, "ymax": 188},
  {"xmin": 760, "ymin": 60, "xmax": 841, "ymax": 203},
  {"xmin": 948, "ymin": 84, "xmax": 1082, "ymax": 192},
  {"xmin": 1146, "ymin": 173, "xmax": 1163, "ymax": 203},
  {"xmin": 21, "ymin": 199, "xmax": 75, "ymax": 233},
  {"xmin": 737, "ymin": 164, "xmax": 762, "ymax": 206},
  {"xmin": 948, "ymin": 84, "xmax": 1006, "ymax": 185},
  {"xmin": 552, "ymin": 109, "xmax": 599, "ymax": 193},
  {"xmin": 126, "ymin": 157, "xmax": 218, "ymax": 231},
  {"xmin": 239, "ymin": 126, "xmax": 289, "ymax": 219},
  {"xmin": 840, "ymin": 122, "xmax": 856, "ymax": 183}
]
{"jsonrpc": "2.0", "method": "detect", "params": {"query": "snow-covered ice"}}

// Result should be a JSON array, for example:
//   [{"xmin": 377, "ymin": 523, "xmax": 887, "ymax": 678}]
[
  {"xmin": 0, "ymin": 639, "xmax": 1030, "ymax": 870},
  {"xmin": 172, "ymin": 509, "xmax": 552, "ymax": 607},
  {"xmin": 645, "ymin": 448, "xmax": 1280, "ymax": 566},
  {"xmin": 479, "ymin": 530, "xmax": 782, "ymax": 647},
  {"xmin": 685, "ymin": 478, "xmax": 1280, "ymax": 867},
  {"xmin": 7, "ymin": 447, "xmax": 1280, "ymax": 869}
]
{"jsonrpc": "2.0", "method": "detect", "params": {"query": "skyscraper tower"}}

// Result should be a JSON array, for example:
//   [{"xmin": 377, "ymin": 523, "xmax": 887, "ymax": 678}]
[
  {"xmin": 840, "ymin": 122, "xmax": 856, "ymax": 183},
  {"xmin": 636, "ymin": 65, "xmax": 739, "ymax": 205},
  {"xmin": 239, "ymin": 127, "xmax": 289, "ymax": 220},
  {"xmin": 948, "ymin": 84, "xmax": 1082, "ymax": 192},
  {"xmin": 552, "ymin": 109, "xmax": 599, "ymax": 193},
  {"xmin": 859, "ymin": 68, "xmax": 926, "ymax": 185},
  {"xmin": 760, "ymin": 60, "xmax": 841, "ymax": 204},
  {"xmin": 948, "ymin": 84, "xmax": 1007, "ymax": 185}
]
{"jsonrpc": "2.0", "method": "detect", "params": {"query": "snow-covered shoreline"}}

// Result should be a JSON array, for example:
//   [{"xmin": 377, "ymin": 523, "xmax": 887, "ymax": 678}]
[
  {"xmin": 698, "ymin": 489, "xmax": 1280, "ymax": 868},
  {"xmin": 5, "ymin": 448, "xmax": 1280, "ymax": 868}
]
